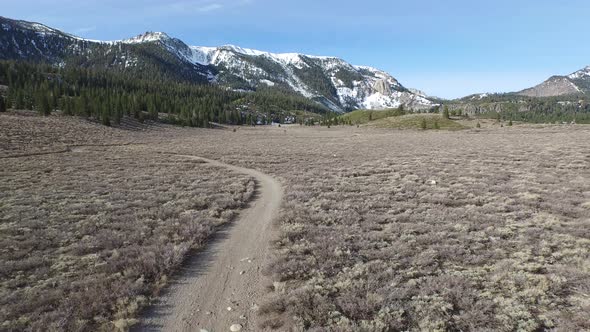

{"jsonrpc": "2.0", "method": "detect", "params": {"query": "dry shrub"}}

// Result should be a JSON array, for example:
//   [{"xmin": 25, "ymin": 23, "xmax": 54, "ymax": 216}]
[
  {"xmin": 2, "ymin": 113, "xmax": 590, "ymax": 331},
  {"xmin": 164, "ymin": 124, "xmax": 589, "ymax": 331},
  {"xmin": 0, "ymin": 116, "xmax": 256, "ymax": 331}
]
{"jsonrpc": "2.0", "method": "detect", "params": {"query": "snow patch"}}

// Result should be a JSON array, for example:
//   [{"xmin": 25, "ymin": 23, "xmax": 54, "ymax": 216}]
[
  {"xmin": 471, "ymin": 93, "xmax": 489, "ymax": 100},
  {"xmin": 260, "ymin": 79, "xmax": 275, "ymax": 86},
  {"xmin": 361, "ymin": 92, "xmax": 401, "ymax": 109},
  {"xmin": 568, "ymin": 66, "xmax": 590, "ymax": 79},
  {"xmin": 123, "ymin": 32, "xmax": 170, "ymax": 44}
]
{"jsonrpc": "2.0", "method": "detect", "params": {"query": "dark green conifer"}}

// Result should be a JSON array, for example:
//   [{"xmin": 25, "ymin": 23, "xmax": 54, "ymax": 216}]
[
  {"xmin": 36, "ymin": 90, "xmax": 51, "ymax": 116},
  {"xmin": 0, "ymin": 96, "xmax": 6, "ymax": 112}
]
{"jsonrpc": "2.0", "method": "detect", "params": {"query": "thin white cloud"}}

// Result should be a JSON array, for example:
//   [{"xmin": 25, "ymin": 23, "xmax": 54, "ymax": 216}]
[
  {"xmin": 154, "ymin": 0, "xmax": 252, "ymax": 15},
  {"xmin": 197, "ymin": 3, "xmax": 223, "ymax": 12},
  {"xmin": 73, "ymin": 26, "xmax": 96, "ymax": 34}
]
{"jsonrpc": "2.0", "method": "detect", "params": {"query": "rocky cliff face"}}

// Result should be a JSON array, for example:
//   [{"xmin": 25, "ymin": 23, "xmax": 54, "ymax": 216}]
[
  {"xmin": 373, "ymin": 79, "xmax": 392, "ymax": 95},
  {"xmin": 445, "ymin": 102, "xmax": 531, "ymax": 115}
]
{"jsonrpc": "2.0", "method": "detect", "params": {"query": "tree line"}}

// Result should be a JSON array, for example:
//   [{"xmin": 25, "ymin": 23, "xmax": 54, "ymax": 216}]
[
  {"xmin": 476, "ymin": 101, "xmax": 590, "ymax": 124},
  {"xmin": 0, "ymin": 60, "xmax": 329, "ymax": 126},
  {"xmin": 448, "ymin": 94, "xmax": 590, "ymax": 124}
]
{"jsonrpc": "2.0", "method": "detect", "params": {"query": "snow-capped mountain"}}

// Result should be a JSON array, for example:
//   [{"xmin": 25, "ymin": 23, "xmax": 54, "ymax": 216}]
[
  {"xmin": 567, "ymin": 66, "xmax": 590, "ymax": 80},
  {"xmin": 174, "ymin": 45, "xmax": 434, "ymax": 111},
  {"xmin": 0, "ymin": 16, "xmax": 436, "ymax": 112},
  {"xmin": 518, "ymin": 66, "xmax": 590, "ymax": 97}
]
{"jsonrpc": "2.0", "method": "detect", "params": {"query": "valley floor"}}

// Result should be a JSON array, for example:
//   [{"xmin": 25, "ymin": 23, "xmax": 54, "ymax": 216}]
[{"xmin": 1, "ymin": 112, "xmax": 589, "ymax": 331}]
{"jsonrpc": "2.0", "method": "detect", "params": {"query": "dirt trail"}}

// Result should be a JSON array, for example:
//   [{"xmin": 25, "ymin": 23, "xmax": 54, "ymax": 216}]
[{"xmin": 133, "ymin": 155, "xmax": 283, "ymax": 332}]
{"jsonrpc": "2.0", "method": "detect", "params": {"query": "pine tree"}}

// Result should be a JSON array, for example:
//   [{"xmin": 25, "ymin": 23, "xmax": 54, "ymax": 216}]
[
  {"xmin": 0, "ymin": 96, "xmax": 6, "ymax": 112},
  {"xmin": 6, "ymin": 87, "xmax": 14, "ymax": 109},
  {"xmin": 443, "ymin": 106, "xmax": 450, "ymax": 119},
  {"xmin": 113, "ymin": 107, "xmax": 122, "ymax": 125},
  {"xmin": 15, "ymin": 90, "xmax": 25, "ymax": 109},
  {"xmin": 51, "ymin": 87, "xmax": 59, "ymax": 110},
  {"xmin": 180, "ymin": 107, "xmax": 190, "ymax": 126},
  {"xmin": 148, "ymin": 98, "xmax": 158, "ymax": 120},
  {"xmin": 202, "ymin": 111, "xmax": 210, "ymax": 128},
  {"xmin": 76, "ymin": 96, "xmax": 86, "ymax": 116},
  {"xmin": 236, "ymin": 111, "xmax": 243, "ymax": 125},
  {"xmin": 36, "ymin": 90, "xmax": 51, "ymax": 116},
  {"xmin": 101, "ymin": 104, "xmax": 111, "ymax": 126}
]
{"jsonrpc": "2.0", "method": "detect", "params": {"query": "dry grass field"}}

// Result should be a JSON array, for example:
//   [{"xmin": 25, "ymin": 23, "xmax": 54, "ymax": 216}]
[
  {"xmin": 0, "ymin": 114, "xmax": 256, "ymax": 331},
  {"xmin": 167, "ymin": 124, "xmax": 590, "ymax": 331},
  {"xmin": 1, "ymin": 111, "xmax": 589, "ymax": 331},
  {"xmin": 0, "ymin": 112, "xmax": 139, "ymax": 157}
]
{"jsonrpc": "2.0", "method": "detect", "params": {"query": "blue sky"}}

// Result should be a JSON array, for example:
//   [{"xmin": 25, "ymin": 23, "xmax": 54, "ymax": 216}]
[{"xmin": 4, "ymin": 0, "xmax": 590, "ymax": 98}]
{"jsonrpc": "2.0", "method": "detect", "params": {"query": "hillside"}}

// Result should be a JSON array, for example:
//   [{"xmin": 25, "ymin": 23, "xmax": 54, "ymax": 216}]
[
  {"xmin": 438, "ymin": 66, "xmax": 590, "ymax": 124},
  {"xmin": 519, "ymin": 76, "xmax": 582, "ymax": 97},
  {"xmin": 0, "ymin": 60, "xmax": 332, "ymax": 128},
  {"xmin": 340, "ymin": 108, "xmax": 406, "ymax": 124},
  {"xmin": 518, "ymin": 66, "xmax": 590, "ymax": 97},
  {"xmin": 0, "ymin": 16, "xmax": 435, "ymax": 113}
]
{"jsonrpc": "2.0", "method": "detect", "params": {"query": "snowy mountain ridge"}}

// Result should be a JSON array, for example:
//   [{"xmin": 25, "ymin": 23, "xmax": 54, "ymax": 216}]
[
  {"xmin": 0, "ymin": 16, "xmax": 436, "ymax": 112},
  {"xmin": 567, "ymin": 66, "xmax": 590, "ymax": 80},
  {"xmin": 174, "ymin": 40, "xmax": 434, "ymax": 111}
]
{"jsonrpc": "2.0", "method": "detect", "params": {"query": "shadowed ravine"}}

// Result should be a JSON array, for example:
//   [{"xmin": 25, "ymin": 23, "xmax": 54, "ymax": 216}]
[{"xmin": 133, "ymin": 155, "xmax": 283, "ymax": 332}]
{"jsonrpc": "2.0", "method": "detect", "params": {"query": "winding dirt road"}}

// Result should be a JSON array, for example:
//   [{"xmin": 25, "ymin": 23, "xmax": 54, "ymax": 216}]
[{"xmin": 133, "ymin": 155, "xmax": 283, "ymax": 332}]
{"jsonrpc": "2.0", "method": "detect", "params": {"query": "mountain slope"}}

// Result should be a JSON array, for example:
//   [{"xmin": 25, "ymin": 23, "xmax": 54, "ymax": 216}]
[
  {"xmin": 0, "ymin": 16, "xmax": 435, "ymax": 112},
  {"xmin": 179, "ymin": 46, "xmax": 434, "ymax": 111},
  {"xmin": 567, "ymin": 66, "xmax": 590, "ymax": 92},
  {"xmin": 518, "ymin": 66, "xmax": 590, "ymax": 97},
  {"xmin": 0, "ymin": 18, "xmax": 214, "ymax": 83}
]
